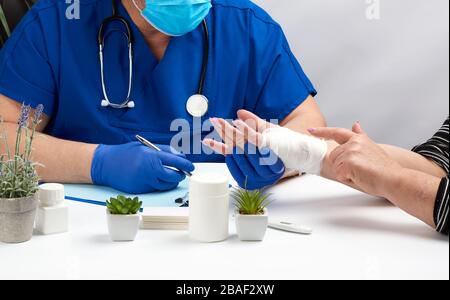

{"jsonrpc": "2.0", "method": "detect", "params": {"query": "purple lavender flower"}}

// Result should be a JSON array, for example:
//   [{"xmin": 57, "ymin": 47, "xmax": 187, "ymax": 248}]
[
  {"xmin": 18, "ymin": 104, "xmax": 31, "ymax": 128},
  {"xmin": 33, "ymin": 104, "xmax": 44, "ymax": 125}
]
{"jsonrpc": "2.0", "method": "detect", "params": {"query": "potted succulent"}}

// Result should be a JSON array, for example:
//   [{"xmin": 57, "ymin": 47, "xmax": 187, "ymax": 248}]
[
  {"xmin": 232, "ymin": 185, "xmax": 272, "ymax": 242},
  {"xmin": 106, "ymin": 195, "xmax": 142, "ymax": 242},
  {"xmin": 0, "ymin": 104, "xmax": 43, "ymax": 243}
]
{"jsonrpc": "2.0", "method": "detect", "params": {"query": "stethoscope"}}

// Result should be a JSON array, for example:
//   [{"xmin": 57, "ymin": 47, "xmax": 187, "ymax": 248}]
[{"xmin": 98, "ymin": 0, "xmax": 210, "ymax": 118}]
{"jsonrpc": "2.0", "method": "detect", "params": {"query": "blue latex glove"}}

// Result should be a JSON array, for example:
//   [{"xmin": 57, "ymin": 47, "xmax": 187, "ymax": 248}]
[
  {"xmin": 91, "ymin": 142, "xmax": 195, "ymax": 194},
  {"xmin": 226, "ymin": 143, "xmax": 285, "ymax": 190}
]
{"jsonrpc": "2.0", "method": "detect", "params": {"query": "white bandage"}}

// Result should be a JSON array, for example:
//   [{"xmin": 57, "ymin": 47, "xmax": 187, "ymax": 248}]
[{"xmin": 261, "ymin": 127, "xmax": 328, "ymax": 175}]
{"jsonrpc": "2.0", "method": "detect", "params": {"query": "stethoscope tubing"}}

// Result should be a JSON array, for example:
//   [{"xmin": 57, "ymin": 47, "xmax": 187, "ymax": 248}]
[{"xmin": 98, "ymin": 0, "xmax": 209, "ymax": 113}]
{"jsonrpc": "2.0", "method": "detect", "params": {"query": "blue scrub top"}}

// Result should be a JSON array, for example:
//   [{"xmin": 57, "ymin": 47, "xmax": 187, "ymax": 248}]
[{"xmin": 0, "ymin": 0, "xmax": 316, "ymax": 162}]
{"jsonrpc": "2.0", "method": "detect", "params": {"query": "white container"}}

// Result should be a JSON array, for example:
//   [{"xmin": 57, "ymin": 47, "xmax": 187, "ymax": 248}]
[
  {"xmin": 235, "ymin": 208, "xmax": 269, "ymax": 241},
  {"xmin": 106, "ymin": 210, "xmax": 140, "ymax": 242},
  {"xmin": 35, "ymin": 183, "xmax": 69, "ymax": 235},
  {"xmin": 189, "ymin": 172, "xmax": 229, "ymax": 243}
]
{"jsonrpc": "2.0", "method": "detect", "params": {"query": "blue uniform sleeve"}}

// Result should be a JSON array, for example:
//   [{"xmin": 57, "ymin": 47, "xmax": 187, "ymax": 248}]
[
  {"xmin": 245, "ymin": 16, "xmax": 316, "ymax": 122},
  {"xmin": 0, "ymin": 13, "xmax": 56, "ymax": 116}
]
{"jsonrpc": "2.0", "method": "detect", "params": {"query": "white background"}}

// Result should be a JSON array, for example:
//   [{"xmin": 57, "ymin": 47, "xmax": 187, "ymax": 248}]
[{"xmin": 253, "ymin": 0, "xmax": 449, "ymax": 148}]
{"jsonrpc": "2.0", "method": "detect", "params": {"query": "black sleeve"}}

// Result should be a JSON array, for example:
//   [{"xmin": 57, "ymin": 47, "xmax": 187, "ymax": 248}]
[
  {"xmin": 412, "ymin": 118, "xmax": 449, "ymax": 174},
  {"xmin": 434, "ymin": 178, "xmax": 449, "ymax": 235},
  {"xmin": 412, "ymin": 118, "xmax": 449, "ymax": 235}
]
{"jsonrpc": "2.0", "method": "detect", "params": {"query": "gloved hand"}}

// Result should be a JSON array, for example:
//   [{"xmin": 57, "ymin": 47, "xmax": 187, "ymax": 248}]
[
  {"xmin": 226, "ymin": 143, "xmax": 285, "ymax": 190},
  {"xmin": 91, "ymin": 142, "xmax": 195, "ymax": 194}
]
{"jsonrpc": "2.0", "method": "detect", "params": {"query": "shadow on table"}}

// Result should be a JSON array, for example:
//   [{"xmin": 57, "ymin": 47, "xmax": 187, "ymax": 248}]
[
  {"xmin": 327, "ymin": 216, "xmax": 449, "ymax": 242},
  {"xmin": 271, "ymin": 193, "xmax": 448, "ymax": 242},
  {"xmin": 169, "ymin": 233, "xmax": 243, "ymax": 245},
  {"xmin": 272, "ymin": 194, "xmax": 392, "ymax": 210}
]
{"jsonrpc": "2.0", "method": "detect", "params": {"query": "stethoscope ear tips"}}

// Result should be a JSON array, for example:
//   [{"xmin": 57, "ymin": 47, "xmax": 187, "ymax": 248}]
[
  {"xmin": 100, "ymin": 99, "xmax": 135, "ymax": 109},
  {"xmin": 101, "ymin": 99, "xmax": 110, "ymax": 107}
]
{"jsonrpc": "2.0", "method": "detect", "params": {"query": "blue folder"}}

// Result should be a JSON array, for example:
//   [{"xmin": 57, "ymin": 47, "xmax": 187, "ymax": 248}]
[{"xmin": 64, "ymin": 179, "xmax": 189, "ymax": 208}]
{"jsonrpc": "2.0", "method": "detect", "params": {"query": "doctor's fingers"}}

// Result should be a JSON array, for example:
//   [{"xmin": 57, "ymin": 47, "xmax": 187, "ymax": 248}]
[
  {"xmin": 155, "ymin": 179, "xmax": 180, "ymax": 192},
  {"xmin": 246, "ymin": 150, "xmax": 283, "ymax": 179},
  {"xmin": 232, "ymin": 151, "xmax": 258, "ymax": 179},
  {"xmin": 236, "ymin": 110, "xmax": 276, "ymax": 133},
  {"xmin": 309, "ymin": 127, "xmax": 356, "ymax": 145},
  {"xmin": 202, "ymin": 138, "xmax": 232, "ymax": 156},
  {"xmin": 158, "ymin": 166, "xmax": 186, "ymax": 183},
  {"xmin": 227, "ymin": 155, "xmax": 276, "ymax": 190},
  {"xmin": 157, "ymin": 151, "xmax": 195, "ymax": 173},
  {"xmin": 225, "ymin": 155, "xmax": 247, "ymax": 188},
  {"xmin": 158, "ymin": 144, "xmax": 186, "ymax": 158}
]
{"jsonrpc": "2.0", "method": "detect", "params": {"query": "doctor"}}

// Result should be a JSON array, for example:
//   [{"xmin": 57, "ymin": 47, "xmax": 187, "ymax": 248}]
[{"xmin": 0, "ymin": 0, "xmax": 325, "ymax": 194}]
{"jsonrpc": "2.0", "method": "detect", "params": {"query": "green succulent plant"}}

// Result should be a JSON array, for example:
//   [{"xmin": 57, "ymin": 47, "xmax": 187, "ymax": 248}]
[
  {"xmin": 231, "ymin": 181, "xmax": 272, "ymax": 215},
  {"xmin": 107, "ymin": 195, "xmax": 142, "ymax": 215}
]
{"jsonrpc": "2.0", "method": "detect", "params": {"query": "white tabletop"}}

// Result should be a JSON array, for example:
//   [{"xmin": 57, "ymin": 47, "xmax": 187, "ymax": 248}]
[{"xmin": 0, "ymin": 164, "xmax": 448, "ymax": 280}]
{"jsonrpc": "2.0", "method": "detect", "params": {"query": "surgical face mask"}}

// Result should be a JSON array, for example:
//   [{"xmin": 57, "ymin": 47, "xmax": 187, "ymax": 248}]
[{"xmin": 132, "ymin": 0, "xmax": 212, "ymax": 37}]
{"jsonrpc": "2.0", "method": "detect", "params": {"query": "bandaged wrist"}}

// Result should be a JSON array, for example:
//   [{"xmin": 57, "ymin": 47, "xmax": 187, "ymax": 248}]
[{"xmin": 261, "ymin": 127, "xmax": 328, "ymax": 175}]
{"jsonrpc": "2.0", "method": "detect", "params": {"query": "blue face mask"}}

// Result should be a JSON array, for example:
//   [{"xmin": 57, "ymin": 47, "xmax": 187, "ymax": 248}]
[{"xmin": 132, "ymin": 0, "xmax": 212, "ymax": 37}]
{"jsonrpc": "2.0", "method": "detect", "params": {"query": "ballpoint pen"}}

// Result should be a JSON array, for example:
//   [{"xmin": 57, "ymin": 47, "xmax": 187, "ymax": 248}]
[{"xmin": 135, "ymin": 135, "xmax": 193, "ymax": 177}]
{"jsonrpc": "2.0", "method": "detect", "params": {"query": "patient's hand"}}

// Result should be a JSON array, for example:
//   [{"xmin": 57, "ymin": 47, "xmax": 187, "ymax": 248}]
[{"xmin": 310, "ymin": 123, "xmax": 403, "ymax": 197}]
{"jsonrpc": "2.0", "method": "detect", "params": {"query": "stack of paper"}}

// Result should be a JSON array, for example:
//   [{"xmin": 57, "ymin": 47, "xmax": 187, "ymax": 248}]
[{"xmin": 141, "ymin": 207, "xmax": 189, "ymax": 230}]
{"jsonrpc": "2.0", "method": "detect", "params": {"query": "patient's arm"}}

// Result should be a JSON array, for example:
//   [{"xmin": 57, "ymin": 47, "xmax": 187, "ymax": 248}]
[
  {"xmin": 311, "ymin": 125, "xmax": 444, "ymax": 228},
  {"xmin": 379, "ymin": 144, "xmax": 446, "ymax": 178},
  {"xmin": 382, "ymin": 167, "xmax": 441, "ymax": 228},
  {"xmin": 323, "ymin": 140, "xmax": 447, "ymax": 179},
  {"xmin": 0, "ymin": 95, "xmax": 96, "ymax": 183}
]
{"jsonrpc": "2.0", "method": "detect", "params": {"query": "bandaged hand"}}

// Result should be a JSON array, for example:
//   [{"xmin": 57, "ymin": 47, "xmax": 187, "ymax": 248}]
[
  {"xmin": 203, "ymin": 110, "xmax": 328, "ymax": 178},
  {"xmin": 259, "ymin": 126, "xmax": 328, "ymax": 175}
]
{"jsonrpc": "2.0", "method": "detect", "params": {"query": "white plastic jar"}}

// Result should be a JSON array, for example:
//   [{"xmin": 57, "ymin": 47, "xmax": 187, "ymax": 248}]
[
  {"xmin": 189, "ymin": 173, "xmax": 229, "ymax": 243},
  {"xmin": 35, "ymin": 183, "xmax": 69, "ymax": 235}
]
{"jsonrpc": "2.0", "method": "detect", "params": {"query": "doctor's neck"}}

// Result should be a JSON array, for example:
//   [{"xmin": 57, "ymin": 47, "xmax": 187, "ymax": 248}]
[
  {"xmin": 122, "ymin": 0, "xmax": 171, "ymax": 61},
  {"xmin": 124, "ymin": 0, "xmax": 160, "ymax": 35}
]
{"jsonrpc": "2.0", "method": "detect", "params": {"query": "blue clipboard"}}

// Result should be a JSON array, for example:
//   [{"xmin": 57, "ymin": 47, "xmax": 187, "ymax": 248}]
[{"xmin": 63, "ymin": 179, "xmax": 189, "ymax": 209}]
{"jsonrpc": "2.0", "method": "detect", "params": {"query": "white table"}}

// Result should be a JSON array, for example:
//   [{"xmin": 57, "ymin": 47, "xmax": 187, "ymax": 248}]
[{"xmin": 0, "ymin": 164, "xmax": 448, "ymax": 280}]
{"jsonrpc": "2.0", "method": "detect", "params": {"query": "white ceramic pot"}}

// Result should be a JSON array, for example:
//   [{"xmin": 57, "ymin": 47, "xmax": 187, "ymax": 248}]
[
  {"xmin": 235, "ymin": 208, "xmax": 268, "ymax": 241},
  {"xmin": 106, "ymin": 210, "xmax": 140, "ymax": 242}
]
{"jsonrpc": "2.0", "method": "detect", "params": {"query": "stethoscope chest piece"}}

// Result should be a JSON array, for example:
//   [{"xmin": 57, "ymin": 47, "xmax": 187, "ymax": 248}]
[{"xmin": 186, "ymin": 94, "xmax": 209, "ymax": 118}]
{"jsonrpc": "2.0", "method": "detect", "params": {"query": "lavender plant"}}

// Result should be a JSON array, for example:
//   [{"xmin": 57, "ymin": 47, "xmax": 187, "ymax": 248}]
[{"xmin": 0, "ymin": 104, "xmax": 43, "ymax": 199}]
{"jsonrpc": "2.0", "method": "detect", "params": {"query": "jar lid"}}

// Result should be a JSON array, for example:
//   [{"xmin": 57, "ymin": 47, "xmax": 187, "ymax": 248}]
[
  {"xmin": 39, "ymin": 183, "xmax": 65, "ymax": 207},
  {"xmin": 189, "ymin": 172, "xmax": 229, "ymax": 197}
]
